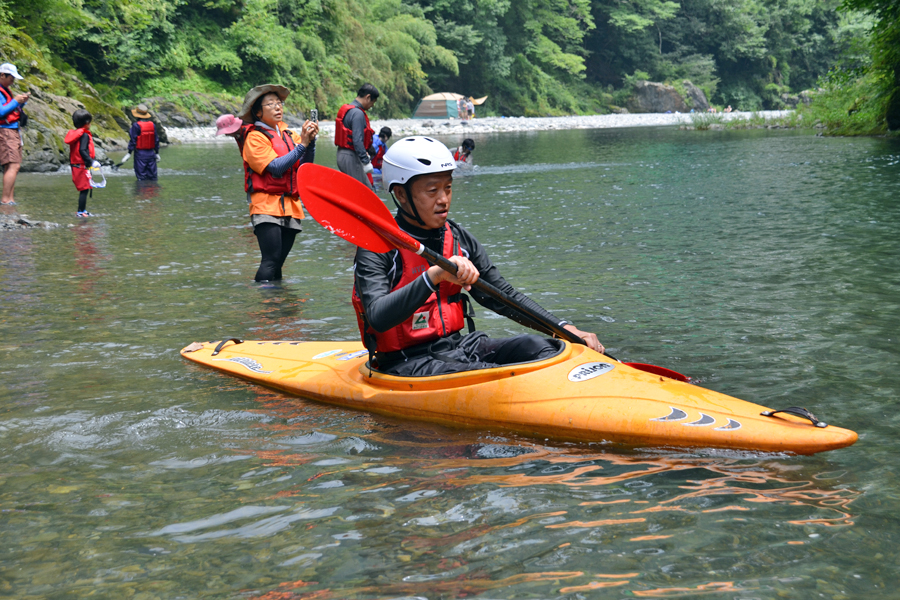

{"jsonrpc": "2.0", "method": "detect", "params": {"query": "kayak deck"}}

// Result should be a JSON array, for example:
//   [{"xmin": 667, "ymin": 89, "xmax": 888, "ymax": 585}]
[{"xmin": 181, "ymin": 339, "xmax": 857, "ymax": 454}]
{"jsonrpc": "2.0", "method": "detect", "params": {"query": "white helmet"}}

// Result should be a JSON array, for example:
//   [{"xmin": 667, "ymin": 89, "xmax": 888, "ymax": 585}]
[{"xmin": 382, "ymin": 136, "xmax": 456, "ymax": 192}]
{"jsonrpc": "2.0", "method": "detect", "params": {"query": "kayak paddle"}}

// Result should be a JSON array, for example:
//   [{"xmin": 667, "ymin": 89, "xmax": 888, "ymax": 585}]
[{"xmin": 295, "ymin": 163, "xmax": 690, "ymax": 382}]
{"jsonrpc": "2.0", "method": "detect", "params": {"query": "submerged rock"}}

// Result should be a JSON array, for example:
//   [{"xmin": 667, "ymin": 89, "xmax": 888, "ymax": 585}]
[{"xmin": 0, "ymin": 213, "xmax": 62, "ymax": 230}]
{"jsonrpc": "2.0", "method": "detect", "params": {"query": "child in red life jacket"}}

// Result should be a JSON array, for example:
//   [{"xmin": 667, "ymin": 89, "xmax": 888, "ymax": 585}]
[{"xmin": 63, "ymin": 109, "xmax": 100, "ymax": 217}]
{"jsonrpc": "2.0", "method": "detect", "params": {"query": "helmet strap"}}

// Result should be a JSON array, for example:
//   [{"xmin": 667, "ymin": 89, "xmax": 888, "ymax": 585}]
[{"xmin": 390, "ymin": 182, "xmax": 426, "ymax": 226}]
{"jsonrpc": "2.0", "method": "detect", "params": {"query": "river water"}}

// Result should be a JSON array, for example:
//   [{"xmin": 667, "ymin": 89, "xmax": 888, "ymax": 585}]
[{"xmin": 2, "ymin": 127, "xmax": 898, "ymax": 599}]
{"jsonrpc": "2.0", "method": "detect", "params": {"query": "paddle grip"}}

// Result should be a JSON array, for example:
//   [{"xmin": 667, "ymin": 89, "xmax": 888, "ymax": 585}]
[{"xmin": 418, "ymin": 245, "xmax": 586, "ymax": 346}]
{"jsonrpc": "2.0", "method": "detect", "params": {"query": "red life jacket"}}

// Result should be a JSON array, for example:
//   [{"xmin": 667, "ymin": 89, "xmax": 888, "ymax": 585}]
[
  {"xmin": 334, "ymin": 103, "xmax": 374, "ymax": 151},
  {"xmin": 64, "ymin": 127, "xmax": 95, "ymax": 167},
  {"xmin": 372, "ymin": 144, "xmax": 386, "ymax": 170},
  {"xmin": 135, "ymin": 120, "xmax": 156, "ymax": 150},
  {"xmin": 232, "ymin": 122, "xmax": 253, "ymax": 155},
  {"xmin": 453, "ymin": 149, "xmax": 461, "ymax": 161},
  {"xmin": 352, "ymin": 223, "xmax": 467, "ymax": 354},
  {"xmin": 0, "ymin": 85, "xmax": 21, "ymax": 126},
  {"xmin": 243, "ymin": 125, "xmax": 299, "ymax": 197}
]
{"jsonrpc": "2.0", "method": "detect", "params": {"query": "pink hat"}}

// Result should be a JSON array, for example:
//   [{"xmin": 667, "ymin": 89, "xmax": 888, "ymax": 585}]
[{"xmin": 215, "ymin": 114, "xmax": 243, "ymax": 136}]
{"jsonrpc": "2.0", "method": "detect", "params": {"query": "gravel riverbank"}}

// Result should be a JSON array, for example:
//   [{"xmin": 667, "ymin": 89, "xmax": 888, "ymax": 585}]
[{"xmin": 166, "ymin": 111, "xmax": 793, "ymax": 143}]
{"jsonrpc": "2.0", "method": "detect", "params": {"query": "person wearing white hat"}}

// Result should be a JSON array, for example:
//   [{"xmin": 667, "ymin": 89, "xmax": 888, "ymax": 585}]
[
  {"xmin": 351, "ymin": 136, "xmax": 603, "ymax": 376},
  {"xmin": 0, "ymin": 62, "xmax": 29, "ymax": 205}
]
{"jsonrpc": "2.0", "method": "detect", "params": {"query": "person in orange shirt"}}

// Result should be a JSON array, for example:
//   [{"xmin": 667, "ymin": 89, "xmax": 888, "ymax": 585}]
[{"xmin": 238, "ymin": 84, "xmax": 319, "ymax": 282}]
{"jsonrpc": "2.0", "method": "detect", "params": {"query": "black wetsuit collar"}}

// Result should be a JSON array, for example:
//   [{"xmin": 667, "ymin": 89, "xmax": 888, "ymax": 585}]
[{"xmin": 396, "ymin": 214, "xmax": 445, "ymax": 252}]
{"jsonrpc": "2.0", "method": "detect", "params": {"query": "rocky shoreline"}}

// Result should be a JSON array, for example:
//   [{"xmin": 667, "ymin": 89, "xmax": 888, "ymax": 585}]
[{"xmin": 166, "ymin": 110, "xmax": 794, "ymax": 143}]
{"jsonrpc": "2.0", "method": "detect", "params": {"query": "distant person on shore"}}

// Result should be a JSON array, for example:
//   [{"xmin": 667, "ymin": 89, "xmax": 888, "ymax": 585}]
[
  {"xmin": 123, "ymin": 104, "xmax": 160, "ymax": 181},
  {"xmin": 335, "ymin": 83, "xmax": 378, "ymax": 190},
  {"xmin": 724, "ymin": 105, "xmax": 733, "ymax": 113},
  {"xmin": 64, "ymin": 109, "xmax": 101, "ymax": 217},
  {"xmin": 0, "ymin": 62, "xmax": 29, "ymax": 206},
  {"xmin": 215, "ymin": 114, "xmax": 247, "ymax": 152},
  {"xmin": 239, "ymin": 84, "xmax": 319, "ymax": 282},
  {"xmin": 457, "ymin": 97, "xmax": 467, "ymax": 120},
  {"xmin": 466, "ymin": 97, "xmax": 475, "ymax": 120},
  {"xmin": 453, "ymin": 138, "xmax": 475, "ymax": 167}
]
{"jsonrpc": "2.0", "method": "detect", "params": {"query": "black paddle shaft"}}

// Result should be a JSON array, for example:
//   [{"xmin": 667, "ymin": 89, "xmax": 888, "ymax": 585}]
[{"xmin": 419, "ymin": 245, "xmax": 586, "ymax": 346}]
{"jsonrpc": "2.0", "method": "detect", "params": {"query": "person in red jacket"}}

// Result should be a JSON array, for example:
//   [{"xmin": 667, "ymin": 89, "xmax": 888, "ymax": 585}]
[{"xmin": 64, "ymin": 109, "xmax": 101, "ymax": 217}]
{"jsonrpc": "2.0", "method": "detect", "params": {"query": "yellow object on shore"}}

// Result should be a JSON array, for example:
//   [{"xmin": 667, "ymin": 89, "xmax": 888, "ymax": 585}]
[{"xmin": 181, "ymin": 340, "xmax": 857, "ymax": 455}]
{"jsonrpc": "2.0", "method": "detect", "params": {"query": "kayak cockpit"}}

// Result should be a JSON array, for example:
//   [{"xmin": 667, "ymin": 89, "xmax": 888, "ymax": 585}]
[{"xmin": 359, "ymin": 341, "xmax": 599, "ymax": 391}]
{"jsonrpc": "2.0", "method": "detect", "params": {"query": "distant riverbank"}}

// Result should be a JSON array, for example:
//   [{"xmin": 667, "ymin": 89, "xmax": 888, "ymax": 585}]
[{"xmin": 166, "ymin": 111, "xmax": 794, "ymax": 143}]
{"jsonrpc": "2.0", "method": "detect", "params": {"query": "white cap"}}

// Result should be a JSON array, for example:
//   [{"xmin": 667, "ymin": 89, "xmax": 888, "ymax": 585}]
[
  {"xmin": 0, "ymin": 63, "xmax": 23, "ymax": 80},
  {"xmin": 382, "ymin": 136, "xmax": 456, "ymax": 192}
]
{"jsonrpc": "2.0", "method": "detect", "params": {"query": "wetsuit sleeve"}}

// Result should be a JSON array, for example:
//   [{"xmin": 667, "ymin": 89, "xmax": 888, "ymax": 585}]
[
  {"xmin": 79, "ymin": 133, "xmax": 92, "ymax": 166},
  {"xmin": 343, "ymin": 108, "xmax": 371, "ymax": 165},
  {"xmin": 354, "ymin": 247, "xmax": 434, "ymax": 332},
  {"xmin": 264, "ymin": 143, "xmax": 306, "ymax": 177},
  {"xmin": 453, "ymin": 223, "xmax": 569, "ymax": 333},
  {"xmin": 127, "ymin": 122, "xmax": 140, "ymax": 152}
]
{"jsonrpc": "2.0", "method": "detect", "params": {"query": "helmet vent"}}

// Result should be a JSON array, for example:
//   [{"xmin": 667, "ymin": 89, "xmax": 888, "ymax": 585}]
[{"xmin": 417, "ymin": 158, "xmax": 432, "ymax": 166}]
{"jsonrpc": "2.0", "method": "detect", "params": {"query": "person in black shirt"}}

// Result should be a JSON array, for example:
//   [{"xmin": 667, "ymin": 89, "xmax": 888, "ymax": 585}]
[{"xmin": 352, "ymin": 136, "xmax": 603, "ymax": 376}]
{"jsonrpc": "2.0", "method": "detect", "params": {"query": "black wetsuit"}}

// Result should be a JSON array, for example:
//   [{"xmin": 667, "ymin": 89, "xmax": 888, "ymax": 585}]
[{"xmin": 353, "ymin": 217, "xmax": 569, "ymax": 376}]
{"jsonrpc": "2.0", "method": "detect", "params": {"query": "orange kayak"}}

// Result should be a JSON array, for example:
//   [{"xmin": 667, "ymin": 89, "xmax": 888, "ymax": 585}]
[{"xmin": 180, "ymin": 339, "xmax": 857, "ymax": 454}]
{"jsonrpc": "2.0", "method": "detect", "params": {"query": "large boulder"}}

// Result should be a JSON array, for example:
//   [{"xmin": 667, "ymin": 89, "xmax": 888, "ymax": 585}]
[
  {"xmin": 627, "ymin": 81, "xmax": 688, "ymax": 113},
  {"xmin": 682, "ymin": 81, "xmax": 709, "ymax": 111},
  {"xmin": 626, "ymin": 80, "xmax": 710, "ymax": 113}
]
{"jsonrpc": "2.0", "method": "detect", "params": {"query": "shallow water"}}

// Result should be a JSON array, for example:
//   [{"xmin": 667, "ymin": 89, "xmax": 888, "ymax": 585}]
[{"xmin": 2, "ymin": 127, "xmax": 899, "ymax": 599}]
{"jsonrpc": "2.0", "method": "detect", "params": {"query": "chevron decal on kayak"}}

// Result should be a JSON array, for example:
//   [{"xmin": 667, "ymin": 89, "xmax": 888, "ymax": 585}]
[
  {"xmin": 684, "ymin": 413, "xmax": 716, "ymax": 427},
  {"xmin": 714, "ymin": 419, "xmax": 742, "ymax": 431},
  {"xmin": 651, "ymin": 407, "xmax": 688, "ymax": 422},
  {"xmin": 212, "ymin": 357, "xmax": 272, "ymax": 374}
]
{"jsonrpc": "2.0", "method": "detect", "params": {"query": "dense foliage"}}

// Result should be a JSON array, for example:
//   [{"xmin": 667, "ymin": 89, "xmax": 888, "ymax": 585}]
[
  {"xmin": 0, "ymin": 0, "xmax": 879, "ymax": 119},
  {"xmin": 806, "ymin": 0, "xmax": 899, "ymax": 132}
]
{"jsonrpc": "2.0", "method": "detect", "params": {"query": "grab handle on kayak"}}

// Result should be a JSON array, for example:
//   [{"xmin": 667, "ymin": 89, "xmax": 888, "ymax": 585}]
[
  {"xmin": 212, "ymin": 338, "xmax": 244, "ymax": 356},
  {"xmin": 761, "ymin": 406, "xmax": 827, "ymax": 428}
]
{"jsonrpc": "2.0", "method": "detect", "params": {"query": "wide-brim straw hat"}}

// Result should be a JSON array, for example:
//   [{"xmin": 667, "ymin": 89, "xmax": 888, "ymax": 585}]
[
  {"xmin": 238, "ymin": 84, "xmax": 290, "ymax": 122},
  {"xmin": 132, "ymin": 104, "xmax": 152, "ymax": 119},
  {"xmin": 215, "ymin": 114, "xmax": 243, "ymax": 136}
]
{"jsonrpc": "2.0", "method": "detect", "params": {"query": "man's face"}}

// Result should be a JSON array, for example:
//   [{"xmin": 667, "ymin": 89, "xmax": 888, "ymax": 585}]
[
  {"xmin": 360, "ymin": 94, "xmax": 377, "ymax": 111},
  {"xmin": 398, "ymin": 171, "xmax": 453, "ymax": 230},
  {"xmin": 0, "ymin": 74, "xmax": 13, "ymax": 88}
]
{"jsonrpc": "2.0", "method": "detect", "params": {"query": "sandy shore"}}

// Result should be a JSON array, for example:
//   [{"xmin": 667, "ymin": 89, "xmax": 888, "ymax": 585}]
[{"xmin": 166, "ymin": 111, "xmax": 793, "ymax": 143}]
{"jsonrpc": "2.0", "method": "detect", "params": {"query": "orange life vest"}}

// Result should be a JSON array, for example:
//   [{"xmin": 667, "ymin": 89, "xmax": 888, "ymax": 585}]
[
  {"xmin": 64, "ymin": 127, "xmax": 95, "ymax": 167},
  {"xmin": 243, "ymin": 125, "xmax": 299, "ymax": 197},
  {"xmin": 334, "ymin": 103, "xmax": 374, "ymax": 151},
  {"xmin": 0, "ymin": 85, "xmax": 21, "ymax": 126},
  {"xmin": 135, "ymin": 120, "xmax": 156, "ymax": 150},
  {"xmin": 352, "ymin": 223, "xmax": 466, "ymax": 353}
]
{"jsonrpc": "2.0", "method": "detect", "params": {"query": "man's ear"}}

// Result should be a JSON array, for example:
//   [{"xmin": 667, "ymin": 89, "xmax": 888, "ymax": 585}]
[{"xmin": 393, "ymin": 185, "xmax": 408, "ymax": 204}]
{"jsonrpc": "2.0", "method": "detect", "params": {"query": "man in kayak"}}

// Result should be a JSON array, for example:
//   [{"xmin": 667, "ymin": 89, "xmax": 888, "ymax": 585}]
[{"xmin": 352, "ymin": 136, "xmax": 603, "ymax": 376}]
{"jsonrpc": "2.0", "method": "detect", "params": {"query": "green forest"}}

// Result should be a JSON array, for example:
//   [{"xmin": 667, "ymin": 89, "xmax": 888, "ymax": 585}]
[{"xmin": 1, "ymin": 0, "xmax": 897, "ymax": 133}]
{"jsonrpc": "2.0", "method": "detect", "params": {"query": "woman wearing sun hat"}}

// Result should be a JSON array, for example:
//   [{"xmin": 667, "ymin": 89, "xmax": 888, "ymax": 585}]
[
  {"xmin": 239, "ymin": 84, "xmax": 319, "ymax": 282},
  {"xmin": 123, "ymin": 103, "xmax": 160, "ymax": 181}
]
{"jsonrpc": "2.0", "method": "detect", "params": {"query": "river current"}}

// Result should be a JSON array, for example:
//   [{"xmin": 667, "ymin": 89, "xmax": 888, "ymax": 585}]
[{"xmin": 1, "ymin": 127, "xmax": 898, "ymax": 598}]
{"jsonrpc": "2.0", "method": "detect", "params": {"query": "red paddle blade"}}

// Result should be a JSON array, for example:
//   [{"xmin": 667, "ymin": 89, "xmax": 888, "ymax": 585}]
[
  {"xmin": 297, "ymin": 164, "xmax": 403, "ymax": 254},
  {"xmin": 624, "ymin": 362, "xmax": 691, "ymax": 382}
]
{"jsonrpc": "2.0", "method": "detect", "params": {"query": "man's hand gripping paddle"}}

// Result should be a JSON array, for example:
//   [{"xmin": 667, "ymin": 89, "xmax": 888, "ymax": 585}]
[{"xmin": 296, "ymin": 163, "xmax": 690, "ymax": 382}]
